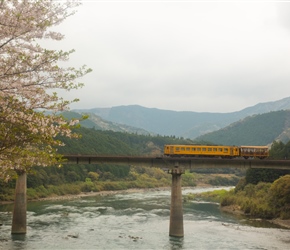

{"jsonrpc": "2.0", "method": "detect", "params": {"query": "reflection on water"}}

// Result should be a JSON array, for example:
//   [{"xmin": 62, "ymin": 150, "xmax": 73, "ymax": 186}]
[
  {"xmin": 0, "ymin": 187, "xmax": 289, "ymax": 250},
  {"xmin": 168, "ymin": 236, "xmax": 184, "ymax": 250}
]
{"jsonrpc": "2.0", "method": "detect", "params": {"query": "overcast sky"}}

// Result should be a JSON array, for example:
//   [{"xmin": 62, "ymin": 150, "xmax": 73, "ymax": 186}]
[{"xmin": 53, "ymin": 0, "xmax": 290, "ymax": 113}]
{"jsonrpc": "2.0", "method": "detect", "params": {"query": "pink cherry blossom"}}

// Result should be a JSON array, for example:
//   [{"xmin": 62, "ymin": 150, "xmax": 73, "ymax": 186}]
[{"xmin": 0, "ymin": 0, "xmax": 91, "ymax": 179}]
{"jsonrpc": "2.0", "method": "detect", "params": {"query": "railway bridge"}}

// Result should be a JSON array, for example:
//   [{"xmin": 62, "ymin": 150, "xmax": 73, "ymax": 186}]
[
  {"xmin": 63, "ymin": 155, "xmax": 290, "ymax": 170},
  {"xmin": 12, "ymin": 155, "xmax": 290, "ymax": 237}
]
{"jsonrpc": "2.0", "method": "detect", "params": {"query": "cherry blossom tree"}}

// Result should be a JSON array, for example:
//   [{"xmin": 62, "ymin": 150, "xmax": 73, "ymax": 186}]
[{"xmin": 0, "ymin": 0, "xmax": 91, "ymax": 180}]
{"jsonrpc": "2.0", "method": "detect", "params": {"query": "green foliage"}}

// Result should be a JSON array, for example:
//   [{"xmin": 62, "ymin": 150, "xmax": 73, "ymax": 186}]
[
  {"xmin": 245, "ymin": 168, "xmax": 290, "ymax": 185},
  {"xmin": 234, "ymin": 177, "xmax": 247, "ymax": 193},
  {"xmin": 182, "ymin": 171, "xmax": 196, "ymax": 186},
  {"xmin": 219, "ymin": 176, "xmax": 290, "ymax": 219},
  {"xmin": 196, "ymin": 110, "xmax": 290, "ymax": 145},
  {"xmin": 220, "ymin": 192, "xmax": 237, "ymax": 207},
  {"xmin": 270, "ymin": 175, "xmax": 290, "ymax": 217},
  {"xmin": 207, "ymin": 175, "xmax": 240, "ymax": 186},
  {"xmin": 26, "ymin": 164, "xmax": 132, "ymax": 189},
  {"xmin": 0, "ymin": 185, "xmax": 15, "ymax": 201},
  {"xmin": 88, "ymin": 172, "xmax": 99, "ymax": 181},
  {"xmin": 81, "ymin": 182, "xmax": 96, "ymax": 192},
  {"xmin": 191, "ymin": 168, "xmax": 245, "ymax": 176},
  {"xmin": 1, "ymin": 165, "xmax": 177, "ymax": 201},
  {"xmin": 270, "ymin": 140, "xmax": 290, "ymax": 159},
  {"xmin": 85, "ymin": 178, "xmax": 92, "ymax": 183},
  {"xmin": 186, "ymin": 189, "xmax": 230, "ymax": 203},
  {"xmin": 26, "ymin": 183, "xmax": 82, "ymax": 199},
  {"xmin": 57, "ymin": 127, "xmax": 193, "ymax": 155}
]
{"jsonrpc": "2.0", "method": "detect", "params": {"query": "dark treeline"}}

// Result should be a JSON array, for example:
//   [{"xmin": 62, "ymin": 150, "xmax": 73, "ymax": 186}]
[
  {"xmin": 269, "ymin": 140, "xmax": 290, "ymax": 159},
  {"xmin": 57, "ymin": 127, "xmax": 193, "ymax": 155},
  {"xmin": 27, "ymin": 164, "xmax": 131, "ymax": 188}
]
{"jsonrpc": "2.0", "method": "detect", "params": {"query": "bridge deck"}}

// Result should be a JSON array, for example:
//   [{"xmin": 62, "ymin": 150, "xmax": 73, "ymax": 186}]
[{"xmin": 63, "ymin": 155, "xmax": 290, "ymax": 170}]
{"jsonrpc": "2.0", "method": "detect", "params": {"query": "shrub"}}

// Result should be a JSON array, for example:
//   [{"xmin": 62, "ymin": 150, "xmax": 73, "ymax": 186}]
[
  {"xmin": 182, "ymin": 171, "xmax": 196, "ymax": 186},
  {"xmin": 35, "ymin": 185, "xmax": 49, "ymax": 198},
  {"xmin": 235, "ymin": 177, "xmax": 247, "ymax": 193},
  {"xmin": 220, "ymin": 195, "xmax": 236, "ymax": 207},
  {"xmin": 88, "ymin": 172, "xmax": 99, "ymax": 181},
  {"xmin": 81, "ymin": 182, "xmax": 94, "ymax": 192},
  {"xmin": 27, "ymin": 188, "xmax": 39, "ymax": 200}
]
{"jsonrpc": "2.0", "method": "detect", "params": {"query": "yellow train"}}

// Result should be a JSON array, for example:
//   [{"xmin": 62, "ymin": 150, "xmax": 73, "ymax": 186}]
[{"xmin": 164, "ymin": 145, "xmax": 269, "ymax": 159}]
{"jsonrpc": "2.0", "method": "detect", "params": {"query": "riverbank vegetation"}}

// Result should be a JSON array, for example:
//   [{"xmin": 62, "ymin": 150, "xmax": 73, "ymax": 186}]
[
  {"xmin": 186, "ymin": 169, "xmax": 290, "ymax": 220},
  {"xmin": 185, "ymin": 188, "xmax": 230, "ymax": 203},
  {"xmin": 0, "ymin": 165, "xmax": 169, "ymax": 201},
  {"xmin": 219, "ymin": 171, "xmax": 290, "ymax": 219},
  {"xmin": 0, "ymin": 163, "xmax": 240, "ymax": 202},
  {"xmin": 186, "ymin": 141, "xmax": 290, "ymax": 220}
]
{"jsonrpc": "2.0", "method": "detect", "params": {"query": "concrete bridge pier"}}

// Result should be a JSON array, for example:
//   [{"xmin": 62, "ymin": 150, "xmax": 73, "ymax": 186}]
[
  {"xmin": 11, "ymin": 171, "xmax": 27, "ymax": 234},
  {"xmin": 169, "ymin": 163, "xmax": 185, "ymax": 237}
]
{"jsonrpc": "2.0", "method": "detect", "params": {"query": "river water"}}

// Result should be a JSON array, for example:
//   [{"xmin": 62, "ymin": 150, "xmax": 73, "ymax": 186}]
[{"xmin": 0, "ymin": 187, "xmax": 290, "ymax": 250}]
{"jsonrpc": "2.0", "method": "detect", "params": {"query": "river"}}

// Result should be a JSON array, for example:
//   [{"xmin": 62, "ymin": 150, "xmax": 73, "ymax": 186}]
[{"xmin": 0, "ymin": 187, "xmax": 290, "ymax": 249}]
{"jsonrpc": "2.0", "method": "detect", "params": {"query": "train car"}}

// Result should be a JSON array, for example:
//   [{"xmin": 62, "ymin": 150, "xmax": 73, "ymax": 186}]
[
  {"xmin": 164, "ymin": 144, "xmax": 240, "ymax": 158},
  {"xmin": 239, "ymin": 146, "xmax": 269, "ymax": 159}
]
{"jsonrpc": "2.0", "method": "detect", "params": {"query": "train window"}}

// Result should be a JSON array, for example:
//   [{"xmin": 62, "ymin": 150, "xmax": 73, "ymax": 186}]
[
  {"xmin": 224, "ymin": 148, "xmax": 228, "ymax": 152},
  {"xmin": 181, "ymin": 147, "xmax": 185, "ymax": 151},
  {"xmin": 213, "ymin": 148, "xmax": 217, "ymax": 151},
  {"xmin": 192, "ymin": 148, "xmax": 196, "ymax": 151},
  {"xmin": 176, "ymin": 147, "xmax": 180, "ymax": 151},
  {"xmin": 208, "ymin": 148, "xmax": 212, "ymax": 151},
  {"xmin": 197, "ymin": 148, "xmax": 201, "ymax": 151},
  {"xmin": 202, "ymin": 148, "xmax": 206, "ymax": 151},
  {"xmin": 186, "ymin": 147, "xmax": 190, "ymax": 151},
  {"xmin": 218, "ymin": 148, "xmax": 223, "ymax": 152}
]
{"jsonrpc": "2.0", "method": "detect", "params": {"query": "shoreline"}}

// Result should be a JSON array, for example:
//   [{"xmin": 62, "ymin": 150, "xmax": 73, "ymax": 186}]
[
  {"xmin": 34, "ymin": 187, "xmax": 172, "ymax": 202},
  {"xmin": 0, "ymin": 185, "xmax": 213, "ymax": 204},
  {"xmin": 220, "ymin": 205, "xmax": 290, "ymax": 229},
  {"xmin": 0, "ymin": 187, "xmax": 172, "ymax": 205}
]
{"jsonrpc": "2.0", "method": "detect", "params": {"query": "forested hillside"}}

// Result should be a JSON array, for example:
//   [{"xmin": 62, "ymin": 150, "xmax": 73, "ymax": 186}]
[
  {"xmin": 195, "ymin": 110, "xmax": 290, "ymax": 145},
  {"xmin": 62, "ymin": 111, "xmax": 151, "ymax": 135},
  {"xmin": 57, "ymin": 127, "xmax": 193, "ymax": 155}
]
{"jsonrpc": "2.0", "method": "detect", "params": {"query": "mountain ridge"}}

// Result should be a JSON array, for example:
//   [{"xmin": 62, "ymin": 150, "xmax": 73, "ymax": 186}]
[
  {"xmin": 195, "ymin": 110, "xmax": 290, "ymax": 145},
  {"xmin": 73, "ymin": 96, "xmax": 290, "ymax": 139}
]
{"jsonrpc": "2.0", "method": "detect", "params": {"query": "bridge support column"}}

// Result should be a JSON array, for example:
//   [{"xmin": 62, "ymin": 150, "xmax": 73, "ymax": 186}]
[
  {"xmin": 11, "ymin": 171, "xmax": 27, "ymax": 234},
  {"xmin": 168, "ymin": 164, "xmax": 184, "ymax": 237}
]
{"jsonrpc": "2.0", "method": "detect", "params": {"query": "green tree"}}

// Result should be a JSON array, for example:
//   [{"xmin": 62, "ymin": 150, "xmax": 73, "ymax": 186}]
[
  {"xmin": 270, "ymin": 141, "xmax": 286, "ymax": 159},
  {"xmin": 270, "ymin": 175, "xmax": 290, "ymax": 209},
  {"xmin": 245, "ymin": 168, "xmax": 290, "ymax": 185}
]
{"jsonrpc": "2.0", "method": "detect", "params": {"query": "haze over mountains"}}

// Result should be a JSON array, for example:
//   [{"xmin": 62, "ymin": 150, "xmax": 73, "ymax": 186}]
[{"xmin": 73, "ymin": 96, "xmax": 290, "ymax": 141}]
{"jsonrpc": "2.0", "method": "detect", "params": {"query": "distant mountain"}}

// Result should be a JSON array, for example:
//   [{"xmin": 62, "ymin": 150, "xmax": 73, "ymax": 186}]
[
  {"xmin": 62, "ymin": 111, "xmax": 152, "ymax": 135},
  {"xmin": 237, "ymin": 97, "xmax": 290, "ymax": 116},
  {"xmin": 74, "ymin": 96, "xmax": 290, "ymax": 139},
  {"xmin": 195, "ymin": 110, "xmax": 290, "ymax": 146}
]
